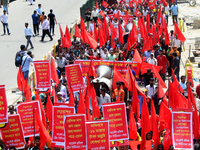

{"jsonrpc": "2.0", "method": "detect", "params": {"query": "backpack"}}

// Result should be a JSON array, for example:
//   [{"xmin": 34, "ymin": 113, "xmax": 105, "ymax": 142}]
[{"xmin": 15, "ymin": 52, "xmax": 23, "ymax": 67}]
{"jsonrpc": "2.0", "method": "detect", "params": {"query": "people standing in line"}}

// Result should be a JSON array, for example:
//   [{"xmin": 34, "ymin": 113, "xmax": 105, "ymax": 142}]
[
  {"xmin": 32, "ymin": 10, "xmax": 39, "ymax": 35},
  {"xmin": 170, "ymin": 1, "xmax": 178, "ymax": 24},
  {"xmin": 24, "ymin": 23, "xmax": 34, "ymax": 49},
  {"xmin": 2, "ymin": 0, "xmax": 9, "ymax": 14},
  {"xmin": 36, "ymin": 4, "xmax": 42, "ymax": 17},
  {"xmin": 48, "ymin": 9, "xmax": 57, "ymax": 35},
  {"xmin": 21, "ymin": 51, "xmax": 34, "ymax": 82},
  {"xmin": 0, "ymin": 10, "xmax": 10, "ymax": 35},
  {"xmin": 41, "ymin": 16, "xmax": 53, "ymax": 41}
]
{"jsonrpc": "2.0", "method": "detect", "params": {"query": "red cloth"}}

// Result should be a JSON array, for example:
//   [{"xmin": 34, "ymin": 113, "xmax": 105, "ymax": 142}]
[
  {"xmin": 196, "ymin": 84, "xmax": 200, "ymax": 99},
  {"xmin": 157, "ymin": 55, "xmax": 169, "ymax": 73}
]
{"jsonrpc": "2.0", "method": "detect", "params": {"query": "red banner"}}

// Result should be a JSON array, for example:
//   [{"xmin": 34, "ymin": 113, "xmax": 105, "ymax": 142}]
[
  {"xmin": 86, "ymin": 120, "xmax": 110, "ymax": 150},
  {"xmin": 33, "ymin": 60, "xmax": 51, "ymax": 90},
  {"xmin": 102, "ymin": 103, "xmax": 129, "ymax": 143},
  {"xmin": 51, "ymin": 106, "xmax": 75, "ymax": 148},
  {"xmin": 172, "ymin": 111, "xmax": 193, "ymax": 149},
  {"xmin": 74, "ymin": 60, "xmax": 139, "ymax": 77},
  {"xmin": 65, "ymin": 64, "xmax": 84, "ymax": 92},
  {"xmin": 16, "ymin": 101, "xmax": 42, "ymax": 137},
  {"xmin": 64, "ymin": 114, "xmax": 87, "ymax": 150},
  {"xmin": 1, "ymin": 115, "xmax": 25, "ymax": 149},
  {"xmin": 107, "ymin": 14, "xmax": 133, "ymax": 22},
  {"xmin": 0, "ymin": 85, "xmax": 8, "ymax": 124}
]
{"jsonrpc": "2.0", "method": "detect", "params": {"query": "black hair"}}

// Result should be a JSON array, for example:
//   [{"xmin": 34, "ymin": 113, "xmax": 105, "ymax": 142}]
[
  {"xmin": 181, "ymin": 75, "xmax": 185, "ymax": 80},
  {"xmin": 50, "ymin": 9, "xmax": 53, "ymax": 13},
  {"xmin": 20, "ymin": 45, "xmax": 25, "ymax": 50},
  {"xmin": 3, "ymin": 10, "xmax": 6, "ymax": 12},
  {"xmin": 25, "ymin": 23, "xmax": 28, "ymax": 26},
  {"xmin": 34, "ymin": 10, "xmax": 37, "ymax": 13},
  {"xmin": 63, "ymin": 80, "xmax": 67, "ymax": 83},
  {"xmin": 35, "ymin": 136, "xmax": 40, "ymax": 140},
  {"xmin": 9, "ymin": 147, "xmax": 16, "ymax": 150},
  {"xmin": 61, "ymin": 72, "xmax": 65, "ymax": 75},
  {"xmin": 101, "ymin": 88, "xmax": 106, "ymax": 92},
  {"xmin": 38, "ymin": 4, "xmax": 41, "ymax": 6},
  {"xmin": 27, "ymin": 51, "xmax": 32, "ymax": 56},
  {"xmin": 150, "ymin": 78, "xmax": 154, "ymax": 81},
  {"xmin": 147, "ymin": 69, "xmax": 151, "ymax": 73},
  {"xmin": 42, "ymin": 12, "xmax": 45, "ymax": 15},
  {"xmin": 172, "ymin": 52, "xmax": 177, "ymax": 57},
  {"xmin": 116, "ymin": 81, "xmax": 121, "ymax": 85}
]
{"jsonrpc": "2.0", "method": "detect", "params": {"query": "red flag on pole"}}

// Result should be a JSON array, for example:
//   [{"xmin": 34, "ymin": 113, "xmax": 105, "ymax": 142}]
[
  {"xmin": 118, "ymin": 22, "xmax": 124, "ymax": 44},
  {"xmin": 91, "ymin": 85, "xmax": 101, "ymax": 119},
  {"xmin": 50, "ymin": 58, "xmax": 59, "ymax": 86},
  {"xmin": 141, "ymin": 96, "xmax": 150, "ymax": 135},
  {"xmin": 45, "ymin": 96, "xmax": 53, "ymax": 131},
  {"xmin": 59, "ymin": 24, "xmax": 64, "ymax": 37},
  {"xmin": 17, "ymin": 66, "xmax": 24, "ymax": 91},
  {"xmin": 96, "ymin": 1, "xmax": 98, "ymax": 9},
  {"xmin": 78, "ymin": 89, "xmax": 86, "ymax": 115},
  {"xmin": 129, "ymin": 108, "xmax": 137, "ymax": 140},
  {"xmin": 64, "ymin": 26, "xmax": 72, "ymax": 48},
  {"xmin": 74, "ymin": 24, "xmax": 82, "ymax": 39},
  {"xmin": 174, "ymin": 21, "xmax": 186, "ymax": 43},
  {"xmin": 112, "ymin": 66, "xmax": 128, "ymax": 89},
  {"xmin": 133, "ymin": 49, "xmax": 142, "ymax": 64},
  {"xmin": 102, "ymin": 0, "xmax": 109, "ymax": 8},
  {"xmin": 68, "ymin": 82, "xmax": 75, "ymax": 105}
]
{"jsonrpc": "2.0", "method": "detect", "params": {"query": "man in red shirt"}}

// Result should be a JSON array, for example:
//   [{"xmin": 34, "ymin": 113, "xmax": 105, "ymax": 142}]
[{"xmin": 157, "ymin": 49, "xmax": 169, "ymax": 82}]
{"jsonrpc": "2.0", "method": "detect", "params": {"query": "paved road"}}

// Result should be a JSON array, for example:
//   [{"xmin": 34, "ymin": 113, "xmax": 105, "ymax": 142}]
[{"xmin": 0, "ymin": 0, "xmax": 85, "ymax": 89}]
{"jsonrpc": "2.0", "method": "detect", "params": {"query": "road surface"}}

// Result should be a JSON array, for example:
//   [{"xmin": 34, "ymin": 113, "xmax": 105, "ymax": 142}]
[{"xmin": 0, "ymin": 0, "xmax": 85, "ymax": 89}]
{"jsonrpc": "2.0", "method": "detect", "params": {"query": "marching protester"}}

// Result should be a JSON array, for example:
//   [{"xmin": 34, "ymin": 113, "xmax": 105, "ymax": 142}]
[
  {"xmin": 48, "ymin": 9, "xmax": 57, "ymax": 35},
  {"xmin": 41, "ymin": 15, "xmax": 53, "ymax": 41},
  {"xmin": 24, "ymin": 23, "xmax": 34, "ymax": 49},
  {"xmin": 32, "ymin": 10, "xmax": 39, "ymax": 35}
]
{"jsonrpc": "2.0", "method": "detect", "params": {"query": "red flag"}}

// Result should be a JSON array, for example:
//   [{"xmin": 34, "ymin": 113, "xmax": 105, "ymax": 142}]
[
  {"xmin": 51, "ymin": 87, "xmax": 58, "ymax": 103},
  {"xmin": 133, "ymin": 49, "xmax": 142, "ymax": 64},
  {"xmin": 88, "ymin": 60, "xmax": 96, "ymax": 78},
  {"xmin": 156, "ymin": 6, "xmax": 161, "ymax": 30},
  {"xmin": 100, "ymin": 10, "xmax": 105, "ymax": 18},
  {"xmin": 45, "ymin": 96, "xmax": 53, "ymax": 131},
  {"xmin": 90, "ymin": 29, "xmax": 94, "ymax": 37},
  {"xmin": 138, "ymin": 16, "xmax": 145, "ymax": 39},
  {"xmin": 68, "ymin": 82, "xmax": 75, "ymax": 105},
  {"xmin": 78, "ymin": 89, "xmax": 86, "ymax": 115},
  {"xmin": 124, "ymin": 11, "xmax": 129, "ymax": 27},
  {"xmin": 140, "ymin": 114, "xmax": 147, "ymax": 150},
  {"xmin": 97, "ymin": 18, "xmax": 101, "ymax": 25},
  {"xmin": 102, "ymin": 0, "xmax": 109, "ymax": 8},
  {"xmin": 98, "ymin": 25, "xmax": 106, "ymax": 47},
  {"xmin": 64, "ymin": 26, "xmax": 72, "ymax": 48},
  {"xmin": 175, "ymin": 91, "xmax": 188, "ymax": 108},
  {"xmin": 158, "ymin": 79, "xmax": 165, "ymax": 98},
  {"xmin": 174, "ymin": 21, "xmax": 186, "ymax": 43},
  {"xmin": 127, "ymin": 22, "xmax": 137, "ymax": 50},
  {"xmin": 150, "ymin": 99, "xmax": 159, "ymax": 149},
  {"xmin": 103, "ymin": 17, "xmax": 108, "ymax": 41},
  {"xmin": 112, "ymin": 66, "xmax": 128, "ymax": 89},
  {"xmin": 152, "ymin": 24, "xmax": 157, "ymax": 46},
  {"xmin": 172, "ymin": 69, "xmax": 184, "ymax": 93},
  {"xmin": 141, "ymin": 97, "xmax": 150, "ymax": 135},
  {"xmin": 23, "ymin": 81, "xmax": 32, "ymax": 102},
  {"xmin": 85, "ymin": 74, "xmax": 91, "ymax": 111},
  {"xmin": 109, "ymin": 21, "xmax": 117, "ymax": 38},
  {"xmin": 91, "ymin": 85, "xmax": 101, "ymax": 119},
  {"xmin": 159, "ymin": 102, "xmax": 171, "ymax": 129},
  {"xmin": 35, "ymin": 109, "xmax": 51, "ymax": 150},
  {"xmin": 142, "ymin": 30, "xmax": 151, "ymax": 52},
  {"xmin": 109, "ymin": 21, "xmax": 116, "ymax": 49},
  {"xmin": 17, "ymin": 66, "xmax": 24, "ymax": 91},
  {"xmin": 132, "ymin": 82, "xmax": 140, "ymax": 119},
  {"xmin": 153, "ymin": 66, "xmax": 167, "ymax": 88},
  {"xmin": 163, "ymin": 20, "xmax": 169, "ymax": 45},
  {"xmin": 96, "ymin": 1, "xmax": 98, "ymax": 9},
  {"xmin": 140, "ymin": 62, "xmax": 161, "ymax": 75},
  {"xmin": 83, "ymin": 28, "xmax": 98, "ymax": 49},
  {"xmin": 59, "ymin": 24, "xmax": 64, "ymax": 37},
  {"xmin": 74, "ymin": 24, "xmax": 82, "ymax": 39},
  {"xmin": 118, "ymin": 22, "xmax": 124, "ymax": 44},
  {"xmin": 50, "ymin": 58, "xmax": 59, "ymax": 86},
  {"xmin": 94, "ymin": 22, "xmax": 98, "ymax": 41},
  {"xmin": 129, "ymin": 108, "xmax": 137, "ymax": 140},
  {"xmin": 129, "ymin": 0, "xmax": 133, "ymax": 8}
]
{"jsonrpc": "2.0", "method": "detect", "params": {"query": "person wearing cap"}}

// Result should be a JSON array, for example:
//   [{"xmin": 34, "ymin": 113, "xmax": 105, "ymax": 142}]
[
  {"xmin": 113, "ymin": 81, "xmax": 125, "ymax": 102},
  {"xmin": 85, "ymin": 8, "xmax": 91, "ymax": 30},
  {"xmin": 145, "ymin": 78, "xmax": 156, "ymax": 98},
  {"xmin": 157, "ymin": 49, "xmax": 169, "ymax": 82},
  {"xmin": 21, "ymin": 51, "xmax": 34, "ymax": 82},
  {"xmin": 57, "ymin": 92, "xmax": 64, "ymax": 103},
  {"xmin": 147, "ymin": 53, "xmax": 157, "ymax": 65},
  {"xmin": 98, "ymin": 88, "xmax": 111, "ymax": 109}
]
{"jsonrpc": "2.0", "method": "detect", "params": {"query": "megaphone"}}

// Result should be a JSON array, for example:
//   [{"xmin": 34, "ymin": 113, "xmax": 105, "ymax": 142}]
[{"xmin": 96, "ymin": 65, "xmax": 112, "ymax": 79}]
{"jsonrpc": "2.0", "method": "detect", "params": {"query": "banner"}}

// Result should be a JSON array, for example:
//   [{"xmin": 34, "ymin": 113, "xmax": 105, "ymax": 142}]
[
  {"xmin": 17, "ymin": 101, "xmax": 42, "ymax": 137},
  {"xmin": 172, "ymin": 111, "xmax": 193, "ymax": 149},
  {"xmin": 107, "ymin": 14, "xmax": 133, "ymax": 23},
  {"xmin": 0, "ymin": 85, "xmax": 8, "ymax": 124},
  {"xmin": 86, "ymin": 120, "xmax": 109, "ymax": 150},
  {"xmin": 33, "ymin": 60, "xmax": 51, "ymax": 90},
  {"xmin": 1, "ymin": 115, "xmax": 25, "ymax": 149},
  {"xmin": 102, "ymin": 103, "xmax": 129, "ymax": 143},
  {"xmin": 51, "ymin": 106, "xmax": 75, "ymax": 148},
  {"xmin": 65, "ymin": 64, "xmax": 84, "ymax": 92},
  {"xmin": 74, "ymin": 60, "xmax": 139, "ymax": 77},
  {"xmin": 64, "ymin": 114, "xmax": 87, "ymax": 150}
]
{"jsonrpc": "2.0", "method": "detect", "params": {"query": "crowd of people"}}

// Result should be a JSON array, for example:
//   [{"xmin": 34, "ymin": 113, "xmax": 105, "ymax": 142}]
[{"xmin": 7, "ymin": 0, "xmax": 200, "ymax": 150}]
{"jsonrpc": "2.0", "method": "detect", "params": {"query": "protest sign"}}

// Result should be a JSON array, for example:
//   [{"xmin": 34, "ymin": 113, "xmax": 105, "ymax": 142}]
[
  {"xmin": 107, "ymin": 14, "xmax": 133, "ymax": 23},
  {"xmin": 0, "ymin": 85, "xmax": 8, "ymax": 124},
  {"xmin": 86, "ymin": 120, "xmax": 109, "ymax": 150},
  {"xmin": 17, "ymin": 101, "xmax": 42, "ymax": 137},
  {"xmin": 102, "ymin": 103, "xmax": 129, "ymax": 142},
  {"xmin": 51, "ymin": 106, "xmax": 75, "ymax": 148},
  {"xmin": 172, "ymin": 111, "xmax": 193, "ymax": 149},
  {"xmin": 129, "ymin": 141, "xmax": 152, "ymax": 150},
  {"xmin": 65, "ymin": 64, "xmax": 84, "ymax": 92},
  {"xmin": 74, "ymin": 60, "xmax": 139, "ymax": 77},
  {"xmin": 1, "ymin": 115, "xmax": 25, "ymax": 149},
  {"xmin": 64, "ymin": 114, "xmax": 87, "ymax": 150},
  {"xmin": 33, "ymin": 60, "xmax": 51, "ymax": 90}
]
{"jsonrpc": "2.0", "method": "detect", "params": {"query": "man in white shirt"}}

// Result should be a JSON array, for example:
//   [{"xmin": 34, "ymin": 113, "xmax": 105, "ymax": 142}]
[
  {"xmin": 36, "ymin": 4, "xmax": 42, "ymax": 16},
  {"xmin": 22, "ymin": 51, "xmax": 34, "ymax": 81},
  {"xmin": 169, "ymin": 30, "xmax": 174, "ymax": 46},
  {"xmin": 147, "ymin": 53, "xmax": 157, "ymax": 65},
  {"xmin": 0, "ymin": 10, "xmax": 10, "ymax": 35},
  {"xmin": 91, "ymin": 6, "xmax": 98, "ymax": 23},
  {"xmin": 173, "ymin": 34, "xmax": 182, "ymax": 57},
  {"xmin": 145, "ymin": 78, "xmax": 156, "ymax": 98},
  {"xmin": 89, "ymin": 19, "xmax": 94, "ymax": 33},
  {"xmin": 98, "ymin": 88, "xmax": 111, "ymax": 109},
  {"xmin": 25, "ymin": 23, "xmax": 34, "ymax": 49},
  {"xmin": 41, "ymin": 15, "xmax": 53, "ymax": 42}
]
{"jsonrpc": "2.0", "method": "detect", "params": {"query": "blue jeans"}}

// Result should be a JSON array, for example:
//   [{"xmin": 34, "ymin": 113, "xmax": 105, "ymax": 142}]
[
  {"xmin": 3, "ymin": 6, "xmax": 8, "ymax": 14},
  {"xmin": 3, "ymin": 23, "xmax": 9, "ymax": 34},
  {"xmin": 23, "ymin": 71, "xmax": 29, "ymax": 82}
]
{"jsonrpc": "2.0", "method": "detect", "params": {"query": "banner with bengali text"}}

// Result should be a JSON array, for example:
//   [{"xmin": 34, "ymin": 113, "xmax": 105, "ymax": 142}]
[
  {"xmin": 51, "ymin": 106, "xmax": 75, "ymax": 148},
  {"xmin": 0, "ymin": 85, "xmax": 8, "ymax": 124},
  {"xmin": 1, "ymin": 115, "xmax": 25, "ymax": 149},
  {"xmin": 172, "ymin": 111, "xmax": 193, "ymax": 149},
  {"xmin": 74, "ymin": 60, "xmax": 139, "ymax": 77},
  {"xmin": 102, "ymin": 103, "xmax": 129, "ymax": 143},
  {"xmin": 17, "ymin": 101, "xmax": 42, "ymax": 137},
  {"xmin": 86, "ymin": 120, "xmax": 110, "ymax": 150},
  {"xmin": 65, "ymin": 64, "xmax": 84, "ymax": 92},
  {"xmin": 33, "ymin": 60, "xmax": 51, "ymax": 90},
  {"xmin": 64, "ymin": 114, "xmax": 87, "ymax": 150}
]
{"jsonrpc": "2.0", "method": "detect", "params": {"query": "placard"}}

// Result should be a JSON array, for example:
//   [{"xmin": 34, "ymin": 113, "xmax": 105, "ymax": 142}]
[
  {"xmin": 0, "ymin": 85, "xmax": 8, "ymax": 124},
  {"xmin": 51, "ymin": 106, "xmax": 75, "ymax": 148},
  {"xmin": 1, "ymin": 115, "xmax": 25, "ymax": 149},
  {"xmin": 172, "ymin": 112, "xmax": 193, "ymax": 149},
  {"xmin": 86, "ymin": 120, "xmax": 109, "ymax": 150},
  {"xmin": 64, "ymin": 114, "xmax": 87, "ymax": 150},
  {"xmin": 33, "ymin": 60, "xmax": 51, "ymax": 90},
  {"xmin": 102, "ymin": 103, "xmax": 129, "ymax": 142},
  {"xmin": 65, "ymin": 64, "xmax": 84, "ymax": 92},
  {"xmin": 16, "ymin": 101, "xmax": 42, "ymax": 137}
]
